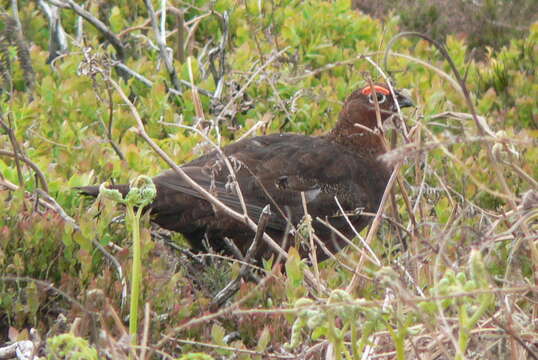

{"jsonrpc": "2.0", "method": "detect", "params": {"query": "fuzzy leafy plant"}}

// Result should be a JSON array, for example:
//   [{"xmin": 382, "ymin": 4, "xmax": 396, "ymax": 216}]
[
  {"xmin": 419, "ymin": 250, "xmax": 495, "ymax": 359},
  {"xmin": 285, "ymin": 290, "xmax": 383, "ymax": 360},
  {"xmin": 98, "ymin": 176, "xmax": 156, "ymax": 353},
  {"xmin": 47, "ymin": 333, "xmax": 98, "ymax": 360}
]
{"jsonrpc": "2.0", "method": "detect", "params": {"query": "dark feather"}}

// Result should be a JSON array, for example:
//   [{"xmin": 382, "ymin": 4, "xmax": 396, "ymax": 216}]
[{"xmin": 78, "ymin": 84, "xmax": 413, "ymax": 260}]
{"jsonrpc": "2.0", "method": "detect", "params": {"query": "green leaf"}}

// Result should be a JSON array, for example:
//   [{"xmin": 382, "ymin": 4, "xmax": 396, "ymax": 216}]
[
  {"xmin": 256, "ymin": 326, "xmax": 271, "ymax": 352},
  {"xmin": 109, "ymin": 6, "xmax": 124, "ymax": 33},
  {"xmin": 178, "ymin": 353, "xmax": 215, "ymax": 360},
  {"xmin": 211, "ymin": 323, "xmax": 226, "ymax": 346}
]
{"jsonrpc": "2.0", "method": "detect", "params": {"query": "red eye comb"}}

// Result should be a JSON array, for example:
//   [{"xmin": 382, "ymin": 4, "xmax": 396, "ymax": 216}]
[{"xmin": 361, "ymin": 85, "xmax": 390, "ymax": 96}]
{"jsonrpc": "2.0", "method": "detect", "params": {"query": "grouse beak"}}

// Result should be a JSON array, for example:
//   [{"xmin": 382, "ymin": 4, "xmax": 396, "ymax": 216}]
[{"xmin": 396, "ymin": 91, "xmax": 414, "ymax": 109}]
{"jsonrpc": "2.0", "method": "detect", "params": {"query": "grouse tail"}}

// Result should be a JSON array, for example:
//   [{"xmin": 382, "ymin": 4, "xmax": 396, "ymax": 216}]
[{"xmin": 76, "ymin": 184, "xmax": 130, "ymax": 198}]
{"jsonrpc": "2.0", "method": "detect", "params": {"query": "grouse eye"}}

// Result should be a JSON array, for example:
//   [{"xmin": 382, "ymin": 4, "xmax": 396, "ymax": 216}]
[{"xmin": 368, "ymin": 93, "xmax": 386, "ymax": 104}]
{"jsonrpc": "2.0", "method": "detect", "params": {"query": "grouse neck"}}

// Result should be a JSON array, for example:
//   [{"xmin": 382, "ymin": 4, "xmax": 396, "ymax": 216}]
[{"xmin": 326, "ymin": 113, "xmax": 387, "ymax": 158}]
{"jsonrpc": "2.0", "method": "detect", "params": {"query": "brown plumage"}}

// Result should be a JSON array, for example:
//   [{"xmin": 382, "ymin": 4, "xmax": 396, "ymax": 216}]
[{"xmin": 79, "ymin": 83, "xmax": 413, "ymax": 261}]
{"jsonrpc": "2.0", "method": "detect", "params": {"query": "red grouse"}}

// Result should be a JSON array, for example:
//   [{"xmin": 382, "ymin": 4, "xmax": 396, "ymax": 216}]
[{"xmin": 79, "ymin": 84, "xmax": 413, "ymax": 261}]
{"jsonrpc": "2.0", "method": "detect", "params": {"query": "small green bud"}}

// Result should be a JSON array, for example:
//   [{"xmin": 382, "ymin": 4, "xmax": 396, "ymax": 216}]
[
  {"xmin": 445, "ymin": 269, "xmax": 456, "ymax": 282},
  {"xmin": 306, "ymin": 310, "xmax": 326, "ymax": 329},
  {"xmin": 98, "ymin": 182, "xmax": 124, "ymax": 203},
  {"xmin": 456, "ymin": 272, "xmax": 467, "ymax": 286},
  {"xmin": 469, "ymin": 249, "xmax": 489, "ymax": 287},
  {"xmin": 463, "ymin": 280, "xmax": 477, "ymax": 292},
  {"xmin": 125, "ymin": 175, "xmax": 156, "ymax": 207},
  {"xmin": 328, "ymin": 289, "xmax": 352, "ymax": 304},
  {"xmin": 438, "ymin": 278, "xmax": 450, "ymax": 292}
]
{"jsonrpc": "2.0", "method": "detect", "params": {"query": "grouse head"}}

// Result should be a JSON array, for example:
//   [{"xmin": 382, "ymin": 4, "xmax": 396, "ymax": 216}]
[{"xmin": 329, "ymin": 83, "xmax": 413, "ymax": 154}]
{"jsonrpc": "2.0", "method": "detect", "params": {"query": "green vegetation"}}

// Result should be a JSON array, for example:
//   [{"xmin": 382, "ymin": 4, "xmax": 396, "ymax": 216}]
[
  {"xmin": 47, "ymin": 333, "xmax": 99, "ymax": 360},
  {"xmin": 0, "ymin": 0, "xmax": 536, "ymax": 358},
  {"xmin": 353, "ymin": 0, "xmax": 538, "ymax": 57},
  {"xmin": 99, "ymin": 175, "xmax": 156, "ymax": 352}
]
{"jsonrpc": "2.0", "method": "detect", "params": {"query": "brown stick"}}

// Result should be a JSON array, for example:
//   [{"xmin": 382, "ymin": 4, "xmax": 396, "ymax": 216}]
[
  {"xmin": 0, "ymin": 149, "xmax": 49, "ymax": 193},
  {"xmin": 46, "ymin": 0, "xmax": 124, "ymax": 60},
  {"xmin": 143, "ymin": 0, "xmax": 182, "ymax": 93},
  {"xmin": 212, "ymin": 205, "xmax": 271, "ymax": 308}
]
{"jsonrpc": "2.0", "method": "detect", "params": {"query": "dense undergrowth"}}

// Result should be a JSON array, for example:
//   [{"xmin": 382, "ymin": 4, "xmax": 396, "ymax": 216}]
[{"xmin": 0, "ymin": 0, "xmax": 537, "ymax": 359}]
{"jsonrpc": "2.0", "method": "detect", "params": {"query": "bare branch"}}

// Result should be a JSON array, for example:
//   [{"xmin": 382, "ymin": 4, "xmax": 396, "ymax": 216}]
[
  {"xmin": 346, "ymin": 164, "xmax": 401, "ymax": 293},
  {"xmin": 212, "ymin": 205, "xmax": 271, "ymax": 308},
  {"xmin": 113, "ymin": 61, "xmax": 214, "ymax": 98},
  {"xmin": 143, "ymin": 0, "xmax": 182, "ymax": 93},
  {"xmin": 45, "ymin": 0, "xmax": 125, "ymax": 62},
  {"xmin": 0, "ymin": 149, "xmax": 49, "ymax": 194},
  {"xmin": 37, "ymin": 0, "xmax": 68, "ymax": 63}
]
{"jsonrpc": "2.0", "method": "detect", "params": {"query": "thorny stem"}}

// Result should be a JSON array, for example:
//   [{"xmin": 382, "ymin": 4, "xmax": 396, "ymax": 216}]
[
  {"xmin": 327, "ymin": 310, "xmax": 343, "ymax": 360},
  {"xmin": 455, "ymin": 295, "xmax": 492, "ymax": 360},
  {"xmin": 98, "ymin": 176, "xmax": 155, "ymax": 357}
]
